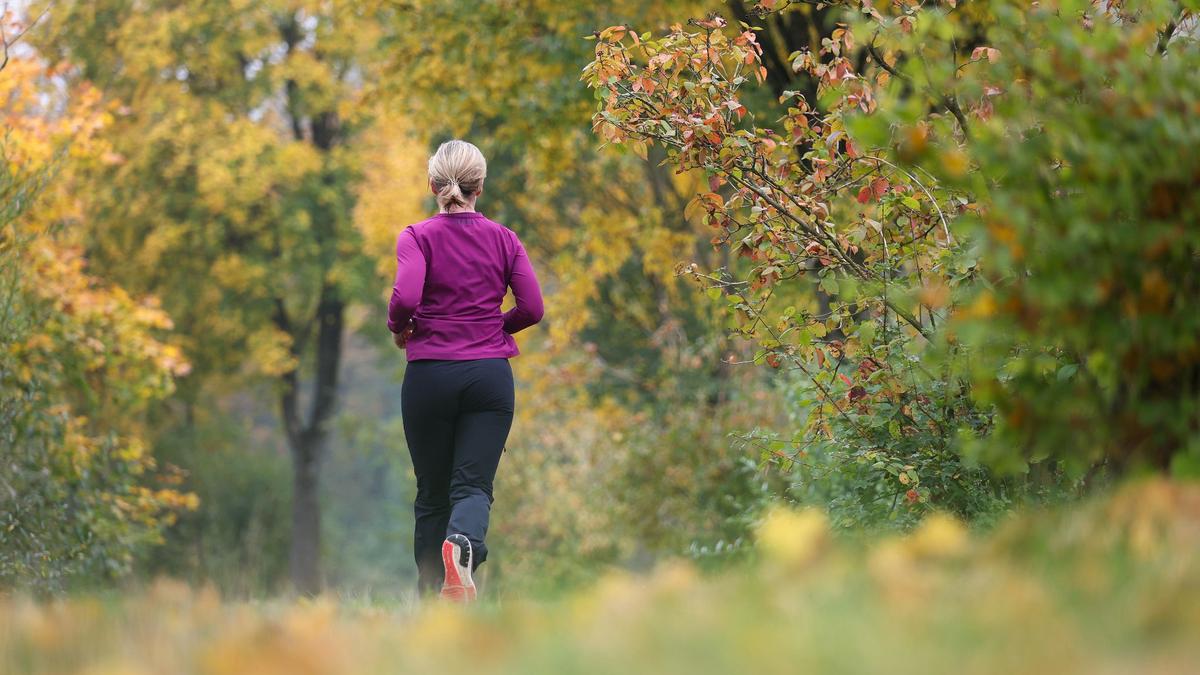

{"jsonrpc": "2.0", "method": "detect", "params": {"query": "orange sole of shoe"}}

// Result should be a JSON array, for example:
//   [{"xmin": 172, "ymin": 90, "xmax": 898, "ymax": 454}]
[{"xmin": 440, "ymin": 539, "xmax": 477, "ymax": 602}]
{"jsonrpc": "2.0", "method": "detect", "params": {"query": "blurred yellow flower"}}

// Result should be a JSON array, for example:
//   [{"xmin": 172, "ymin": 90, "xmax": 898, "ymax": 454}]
[
  {"xmin": 756, "ymin": 507, "xmax": 829, "ymax": 568},
  {"xmin": 906, "ymin": 513, "xmax": 970, "ymax": 559}
]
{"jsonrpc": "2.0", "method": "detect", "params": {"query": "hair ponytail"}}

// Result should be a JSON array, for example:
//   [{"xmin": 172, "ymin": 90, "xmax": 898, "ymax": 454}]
[{"xmin": 428, "ymin": 140, "xmax": 487, "ymax": 212}]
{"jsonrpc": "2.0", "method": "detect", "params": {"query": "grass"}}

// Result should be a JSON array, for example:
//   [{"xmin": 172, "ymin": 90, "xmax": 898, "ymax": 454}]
[{"xmin": 2, "ymin": 478, "xmax": 1198, "ymax": 674}]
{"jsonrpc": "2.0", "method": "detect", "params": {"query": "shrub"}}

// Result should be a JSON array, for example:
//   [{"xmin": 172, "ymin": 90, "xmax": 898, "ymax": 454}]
[
  {"xmin": 0, "ymin": 57, "xmax": 193, "ymax": 591},
  {"xmin": 939, "ymin": 1, "xmax": 1200, "ymax": 475},
  {"xmin": 583, "ymin": 0, "xmax": 1200, "ymax": 522}
]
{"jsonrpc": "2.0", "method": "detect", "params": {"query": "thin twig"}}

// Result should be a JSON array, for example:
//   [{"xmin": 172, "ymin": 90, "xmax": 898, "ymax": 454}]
[
  {"xmin": 862, "ymin": 155, "xmax": 952, "ymax": 244},
  {"xmin": 866, "ymin": 37, "xmax": 905, "ymax": 80},
  {"xmin": 941, "ymin": 94, "xmax": 971, "ymax": 142},
  {"xmin": 0, "ymin": 3, "xmax": 51, "ymax": 74}
]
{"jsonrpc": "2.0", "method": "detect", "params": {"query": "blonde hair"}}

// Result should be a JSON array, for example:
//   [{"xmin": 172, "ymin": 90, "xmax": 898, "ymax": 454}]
[{"xmin": 428, "ymin": 140, "xmax": 487, "ymax": 212}]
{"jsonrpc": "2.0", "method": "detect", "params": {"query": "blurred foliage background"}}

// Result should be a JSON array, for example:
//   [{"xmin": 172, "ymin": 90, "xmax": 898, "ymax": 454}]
[
  {"xmin": 4, "ymin": 0, "xmax": 784, "ymax": 596},
  {"xmin": 2, "ymin": 4, "xmax": 1199, "ymax": 665}
]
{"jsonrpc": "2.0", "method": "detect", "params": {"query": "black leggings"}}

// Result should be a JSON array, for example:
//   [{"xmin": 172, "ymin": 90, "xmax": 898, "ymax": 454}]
[{"xmin": 401, "ymin": 358, "xmax": 514, "ymax": 593}]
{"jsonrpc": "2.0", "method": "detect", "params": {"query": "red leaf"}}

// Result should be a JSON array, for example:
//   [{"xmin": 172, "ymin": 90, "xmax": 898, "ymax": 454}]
[
  {"xmin": 971, "ymin": 46, "xmax": 1000, "ymax": 63},
  {"xmin": 857, "ymin": 178, "xmax": 889, "ymax": 204}
]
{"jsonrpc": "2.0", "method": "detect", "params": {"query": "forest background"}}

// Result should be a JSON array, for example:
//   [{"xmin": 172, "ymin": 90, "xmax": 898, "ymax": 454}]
[{"xmin": 2, "ymin": 0, "xmax": 1198, "ymax": 621}]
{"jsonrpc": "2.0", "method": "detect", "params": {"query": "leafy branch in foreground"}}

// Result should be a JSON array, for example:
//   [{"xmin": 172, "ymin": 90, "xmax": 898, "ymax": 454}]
[
  {"xmin": 583, "ymin": 5, "xmax": 991, "ymax": 521},
  {"xmin": 585, "ymin": 0, "xmax": 1200, "ymax": 524}
]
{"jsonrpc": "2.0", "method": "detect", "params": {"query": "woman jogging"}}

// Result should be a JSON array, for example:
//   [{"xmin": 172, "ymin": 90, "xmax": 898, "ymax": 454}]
[{"xmin": 388, "ymin": 140, "xmax": 544, "ymax": 601}]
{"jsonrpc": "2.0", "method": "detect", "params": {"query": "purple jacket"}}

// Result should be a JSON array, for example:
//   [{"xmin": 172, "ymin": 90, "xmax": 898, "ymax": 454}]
[{"xmin": 388, "ymin": 211, "xmax": 544, "ymax": 361}]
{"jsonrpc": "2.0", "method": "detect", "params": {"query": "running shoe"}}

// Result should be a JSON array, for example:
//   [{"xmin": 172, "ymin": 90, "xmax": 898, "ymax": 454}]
[{"xmin": 439, "ymin": 534, "xmax": 477, "ymax": 602}]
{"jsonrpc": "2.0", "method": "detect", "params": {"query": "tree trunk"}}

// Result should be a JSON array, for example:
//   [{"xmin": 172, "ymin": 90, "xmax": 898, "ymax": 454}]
[
  {"xmin": 289, "ymin": 435, "xmax": 323, "ymax": 595},
  {"xmin": 276, "ymin": 285, "xmax": 345, "ymax": 596}
]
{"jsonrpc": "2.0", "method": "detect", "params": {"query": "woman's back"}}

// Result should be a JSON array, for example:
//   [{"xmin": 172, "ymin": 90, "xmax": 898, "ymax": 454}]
[
  {"xmin": 411, "ymin": 212, "xmax": 514, "ymax": 319},
  {"xmin": 388, "ymin": 211, "xmax": 542, "ymax": 361}
]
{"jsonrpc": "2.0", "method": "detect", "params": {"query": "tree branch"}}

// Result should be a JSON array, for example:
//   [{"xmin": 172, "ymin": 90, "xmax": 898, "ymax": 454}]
[
  {"xmin": 942, "ymin": 94, "xmax": 971, "ymax": 142},
  {"xmin": 1156, "ymin": 13, "xmax": 1179, "ymax": 55},
  {"xmin": 299, "ymin": 282, "xmax": 343, "ymax": 450},
  {"xmin": 866, "ymin": 38, "xmax": 904, "ymax": 80},
  {"xmin": 274, "ymin": 299, "xmax": 303, "ymax": 450},
  {"xmin": 1, "ymin": 3, "xmax": 51, "ymax": 74}
]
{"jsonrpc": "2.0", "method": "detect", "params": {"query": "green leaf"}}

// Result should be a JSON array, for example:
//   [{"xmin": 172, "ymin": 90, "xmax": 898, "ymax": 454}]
[{"xmin": 857, "ymin": 321, "xmax": 876, "ymax": 345}]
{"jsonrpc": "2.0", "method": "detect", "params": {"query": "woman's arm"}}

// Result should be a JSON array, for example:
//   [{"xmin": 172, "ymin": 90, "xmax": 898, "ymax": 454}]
[
  {"xmin": 502, "ymin": 237, "xmax": 544, "ymax": 334},
  {"xmin": 388, "ymin": 229, "xmax": 426, "ymax": 334}
]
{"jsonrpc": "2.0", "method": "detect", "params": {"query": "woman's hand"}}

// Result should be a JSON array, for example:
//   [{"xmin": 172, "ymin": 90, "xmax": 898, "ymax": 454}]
[{"xmin": 393, "ymin": 323, "xmax": 415, "ymax": 349}]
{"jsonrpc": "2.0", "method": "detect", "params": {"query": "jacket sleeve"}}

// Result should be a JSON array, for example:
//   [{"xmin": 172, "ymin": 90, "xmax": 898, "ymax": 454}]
[
  {"xmin": 387, "ymin": 229, "xmax": 426, "ymax": 333},
  {"xmin": 502, "ymin": 235, "xmax": 544, "ymax": 334}
]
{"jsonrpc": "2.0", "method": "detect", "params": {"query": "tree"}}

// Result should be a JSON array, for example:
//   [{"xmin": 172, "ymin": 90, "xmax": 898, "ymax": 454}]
[
  {"xmin": 1, "ymin": 51, "xmax": 194, "ymax": 590},
  {"xmin": 32, "ymin": 0, "xmax": 398, "ymax": 593}
]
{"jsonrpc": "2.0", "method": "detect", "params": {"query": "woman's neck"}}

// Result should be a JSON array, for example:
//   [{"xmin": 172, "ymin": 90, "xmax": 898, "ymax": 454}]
[{"xmin": 442, "ymin": 204, "xmax": 476, "ymax": 214}]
